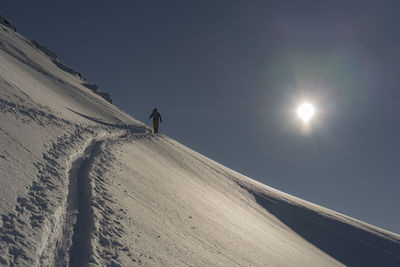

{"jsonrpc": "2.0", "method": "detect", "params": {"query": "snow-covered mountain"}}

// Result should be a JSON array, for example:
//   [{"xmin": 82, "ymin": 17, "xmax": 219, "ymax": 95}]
[{"xmin": 0, "ymin": 18, "xmax": 399, "ymax": 267}]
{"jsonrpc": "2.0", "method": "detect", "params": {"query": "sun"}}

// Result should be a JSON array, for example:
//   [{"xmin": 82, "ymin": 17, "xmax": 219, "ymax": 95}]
[{"xmin": 297, "ymin": 102, "xmax": 315, "ymax": 123}]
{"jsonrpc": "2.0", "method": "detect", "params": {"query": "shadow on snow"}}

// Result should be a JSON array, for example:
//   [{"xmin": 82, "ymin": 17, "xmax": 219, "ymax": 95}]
[{"xmin": 249, "ymin": 190, "xmax": 400, "ymax": 267}]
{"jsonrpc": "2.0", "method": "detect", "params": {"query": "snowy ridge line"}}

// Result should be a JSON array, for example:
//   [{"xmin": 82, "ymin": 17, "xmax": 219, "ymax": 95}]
[
  {"xmin": 231, "ymin": 180, "xmax": 400, "ymax": 266},
  {"xmin": 1, "ymin": 38, "xmax": 107, "ymax": 112},
  {"xmin": 256, "ymin": 192, "xmax": 400, "ymax": 255},
  {"xmin": 0, "ymin": 37, "xmax": 71, "ymax": 88},
  {"xmin": 180, "ymin": 135, "xmax": 400, "ymax": 245},
  {"xmin": 0, "ymin": 15, "xmax": 16, "ymax": 32},
  {"xmin": 237, "ymin": 176, "xmax": 400, "ymax": 243},
  {"xmin": 157, "ymin": 137, "xmax": 400, "ymax": 266},
  {"xmin": 0, "ymin": 24, "xmax": 112, "ymax": 104}
]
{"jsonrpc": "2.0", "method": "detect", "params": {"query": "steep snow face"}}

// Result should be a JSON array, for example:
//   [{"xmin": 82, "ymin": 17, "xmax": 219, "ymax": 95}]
[
  {"xmin": 90, "ymin": 135, "xmax": 400, "ymax": 266},
  {"xmin": 0, "ymin": 22, "xmax": 139, "ymax": 210},
  {"xmin": 0, "ymin": 23, "xmax": 143, "ymax": 266},
  {"xmin": 95, "ymin": 136, "xmax": 341, "ymax": 266},
  {"xmin": 1, "ymin": 20, "xmax": 400, "ymax": 267}
]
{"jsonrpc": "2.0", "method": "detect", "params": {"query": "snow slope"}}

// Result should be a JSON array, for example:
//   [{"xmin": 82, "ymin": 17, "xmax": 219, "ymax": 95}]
[{"xmin": 0, "ymin": 20, "xmax": 399, "ymax": 266}]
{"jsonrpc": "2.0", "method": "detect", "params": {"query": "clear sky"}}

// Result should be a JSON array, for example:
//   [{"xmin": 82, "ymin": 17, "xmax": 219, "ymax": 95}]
[{"xmin": 3, "ymin": 1, "xmax": 400, "ymax": 234}]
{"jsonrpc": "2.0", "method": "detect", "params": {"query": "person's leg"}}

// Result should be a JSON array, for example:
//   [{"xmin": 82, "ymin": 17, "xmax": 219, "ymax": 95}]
[{"xmin": 153, "ymin": 120, "xmax": 159, "ymax": 133}]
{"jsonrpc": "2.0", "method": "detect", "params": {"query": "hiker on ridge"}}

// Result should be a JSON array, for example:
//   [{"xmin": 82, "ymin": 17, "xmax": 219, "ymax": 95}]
[{"xmin": 149, "ymin": 108, "xmax": 162, "ymax": 134}]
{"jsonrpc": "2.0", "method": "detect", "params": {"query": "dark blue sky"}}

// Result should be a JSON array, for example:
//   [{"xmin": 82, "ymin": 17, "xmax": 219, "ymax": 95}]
[{"xmin": 3, "ymin": 1, "xmax": 400, "ymax": 234}]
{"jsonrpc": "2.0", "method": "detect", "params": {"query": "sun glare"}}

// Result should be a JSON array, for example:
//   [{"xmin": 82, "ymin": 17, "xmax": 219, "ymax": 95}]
[{"xmin": 297, "ymin": 102, "xmax": 315, "ymax": 123}]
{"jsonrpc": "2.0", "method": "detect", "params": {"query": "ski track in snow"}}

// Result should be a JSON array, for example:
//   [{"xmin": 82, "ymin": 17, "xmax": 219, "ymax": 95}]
[
  {"xmin": 0, "ymin": 99, "xmax": 79, "ymax": 266},
  {"xmin": 56, "ymin": 139, "xmax": 100, "ymax": 267},
  {"xmin": 1, "ymin": 22, "xmax": 400, "ymax": 266},
  {"xmin": 0, "ymin": 97, "xmax": 150, "ymax": 266},
  {"xmin": 56, "ymin": 132, "xmax": 151, "ymax": 267},
  {"xmin": 85, "ymin": 133, "xmax": 153, "ymax": 267},
  {"xmin": 2, "ymin": 95, "xmax": 399, "ymax": 267}
]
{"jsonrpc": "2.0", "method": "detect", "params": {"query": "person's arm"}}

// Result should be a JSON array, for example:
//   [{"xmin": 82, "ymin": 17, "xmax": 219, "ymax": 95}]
[
  {"xmin": 149, "ymin": 113, "xmax": 153, "ymax": 119},
  {"xmin": 159, "ymin": 113, "xmax": 162, "ymax": 122}
]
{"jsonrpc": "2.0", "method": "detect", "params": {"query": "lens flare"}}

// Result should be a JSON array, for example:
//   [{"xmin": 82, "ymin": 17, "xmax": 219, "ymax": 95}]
[{"xmin": 297, "ymin": 102, "xmax": 315, "ymax": 123}]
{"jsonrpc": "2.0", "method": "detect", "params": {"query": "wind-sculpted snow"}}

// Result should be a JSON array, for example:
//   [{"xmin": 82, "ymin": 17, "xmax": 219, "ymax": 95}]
[{"xmin": 0, "ymin": 97, "xmax": 69, "ymax": 127}]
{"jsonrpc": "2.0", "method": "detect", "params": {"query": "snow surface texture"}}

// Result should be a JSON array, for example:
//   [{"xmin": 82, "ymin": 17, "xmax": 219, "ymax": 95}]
[{"xmin": 0, "ymin": 20, "xmax": 399, "ymax": 267}]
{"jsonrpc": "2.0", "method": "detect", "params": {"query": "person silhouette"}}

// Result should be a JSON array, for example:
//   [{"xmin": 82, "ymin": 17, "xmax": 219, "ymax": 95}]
[{"xmin": 149, "ymin": 108, "xmax": 162, "ymax": 133}]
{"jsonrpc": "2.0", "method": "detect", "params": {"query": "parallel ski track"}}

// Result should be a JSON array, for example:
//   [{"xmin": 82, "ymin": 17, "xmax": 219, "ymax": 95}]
[
  {"xmin": 57, "ymin": 127, "xmax": 151, "ymax": 267},
  {"xmin": 68, "ymin": 139, "xmax": 100, "ymax": 267}
]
